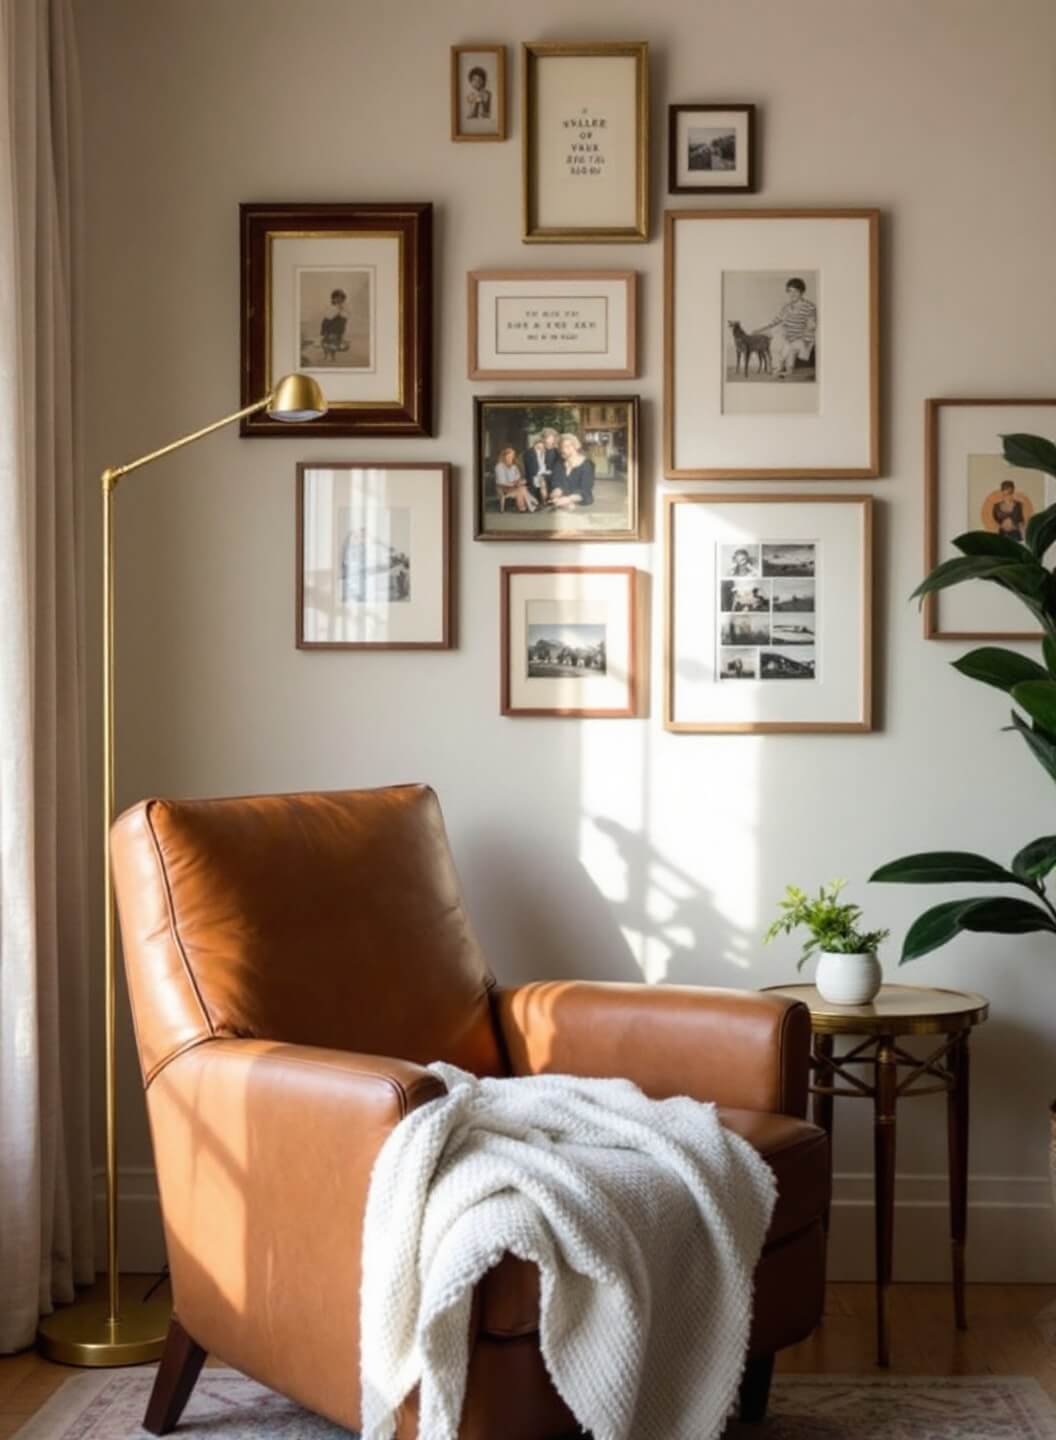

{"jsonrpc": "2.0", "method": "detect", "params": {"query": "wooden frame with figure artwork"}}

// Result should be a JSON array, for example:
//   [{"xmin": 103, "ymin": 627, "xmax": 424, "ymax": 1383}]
[
  {"xmin": 924, "ymin": 397, "xmax": 1056, "ymax": 640},
  {"xmin": 297, "ymin": 462, "xmax": 451, "ymax": 650},
  {"xmin": 240, "ymin": 202, "xmax": 432, "ymax": 437}
]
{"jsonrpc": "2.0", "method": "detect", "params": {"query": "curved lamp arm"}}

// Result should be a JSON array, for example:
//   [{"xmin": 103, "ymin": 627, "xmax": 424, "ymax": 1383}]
[{"xmin": 103, "ymin": 372, "xmax": 326, "ymax": 490}]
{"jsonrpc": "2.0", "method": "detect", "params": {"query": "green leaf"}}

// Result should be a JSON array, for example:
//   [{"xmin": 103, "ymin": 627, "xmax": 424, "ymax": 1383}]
[
  {"xmin": 899, "ymin": 895, "xmax": 1056, "ymax": 963},
  {"xmin": 951, "ymin": 531, "xmax": 1031, "ymax": 561},
  {"xmin": 1011, "ymin": 680, "xmax": 1056, "ymax": 733},
  {"xmin": 1012, "ymin": 836, "xmax": 1056, "ymax": 882},
  {"xmin": 1010, "ymin": 711, "xmax": 1056, "ymax": 783},
  {"xmin": 952, "ymin": 647, "xmax": 1048, "ymax": 693},
  {"xmin": 1002, "ymin": 432, "xmax": 1056, "ymax": 478},
  {"xmin": 1026, "ymin": 501, "xmax": 1056, "ymax": 559},
  {"xmin": 1044, "ymin": 636, "xmax": 1056, "ymax": 677},
  {"xmin": 958, "ymin": 897, "xmax": 1056, "ymax": 936},
  {"xmin": 910, "ymin": 556, "xmax": 1045, "ymax": 604},
  {"xmin": 871, "ymin": 851, "xmax": 1025, "ymax": 886},
  {"xmin": 900, "ymin": 900, "xmax": 988, "ymax": 962}
]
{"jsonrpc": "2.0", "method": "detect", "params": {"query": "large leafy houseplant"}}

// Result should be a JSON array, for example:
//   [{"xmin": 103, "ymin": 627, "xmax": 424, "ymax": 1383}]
[{"xmin": 871, "ymin": 432, "xmax": 1056, "ymax": 960}]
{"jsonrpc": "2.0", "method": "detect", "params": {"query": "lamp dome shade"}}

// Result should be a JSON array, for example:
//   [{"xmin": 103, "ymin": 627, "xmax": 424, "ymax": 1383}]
[{"xmin": 268, "ymin": 373, "xmax": 327, "ymax": 422}]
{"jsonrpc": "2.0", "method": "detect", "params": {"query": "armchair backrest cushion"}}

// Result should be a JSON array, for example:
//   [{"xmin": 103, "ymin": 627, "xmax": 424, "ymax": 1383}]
[{"xmin": 111, "ymin": 785, "xmax": 504, "ymax": 1084}]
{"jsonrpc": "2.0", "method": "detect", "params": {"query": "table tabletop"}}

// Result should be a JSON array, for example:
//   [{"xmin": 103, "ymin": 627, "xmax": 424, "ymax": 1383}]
[{"xmin": 763, "ymin": 982, "xmax": 989, "ymax": 1036}]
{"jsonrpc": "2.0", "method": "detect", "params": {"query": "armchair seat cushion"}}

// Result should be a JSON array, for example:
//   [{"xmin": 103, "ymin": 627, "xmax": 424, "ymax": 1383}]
[{"xmin": 479, "ymin": 1109, "xmax": 827, "ymax": 1340}]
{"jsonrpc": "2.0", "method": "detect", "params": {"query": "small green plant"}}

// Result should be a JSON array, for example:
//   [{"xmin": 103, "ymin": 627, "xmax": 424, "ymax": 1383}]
[{"xmin": 764, "ymin": 880, "xmax": 890, "ymax": 969}]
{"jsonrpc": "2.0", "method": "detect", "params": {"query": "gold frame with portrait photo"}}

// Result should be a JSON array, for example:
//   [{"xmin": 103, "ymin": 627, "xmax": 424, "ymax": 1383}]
[{"xmin": 451, "ymin": 45, "xmax": 507, "ymax": 142}]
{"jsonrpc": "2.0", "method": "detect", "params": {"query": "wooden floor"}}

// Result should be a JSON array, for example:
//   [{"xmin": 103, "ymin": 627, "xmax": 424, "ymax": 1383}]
[{"xmin": 1, "ymin": 1284, "xmax": 1054, "ymax": 1437}]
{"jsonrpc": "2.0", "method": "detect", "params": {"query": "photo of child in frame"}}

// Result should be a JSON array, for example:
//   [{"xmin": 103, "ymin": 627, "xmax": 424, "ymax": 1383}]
[{"xmin": 452, "ymin": 46, "xmax": 506, "ymax": 141}]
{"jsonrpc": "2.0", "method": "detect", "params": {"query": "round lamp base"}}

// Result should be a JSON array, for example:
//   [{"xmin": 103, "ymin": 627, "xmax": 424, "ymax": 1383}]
[{"xmin": 37, "ymin": 1276, "xmax": 170, "ymax": 1367}]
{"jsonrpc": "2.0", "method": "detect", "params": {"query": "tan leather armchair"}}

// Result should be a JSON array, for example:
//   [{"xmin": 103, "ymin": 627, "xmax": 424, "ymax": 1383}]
[{"xmin": 111, "ymin": 785, "xmax": 828, "ymax": 1438}]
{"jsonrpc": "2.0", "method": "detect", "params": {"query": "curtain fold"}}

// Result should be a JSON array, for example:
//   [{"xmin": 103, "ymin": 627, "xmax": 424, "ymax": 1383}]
[{"xmin": 0, "ymin": 0, "xmax": 93, "ymax": 1353}]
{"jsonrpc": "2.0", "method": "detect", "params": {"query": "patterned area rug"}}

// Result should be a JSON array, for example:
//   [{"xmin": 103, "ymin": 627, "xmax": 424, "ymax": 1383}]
[{"xmin": 12, "ymin": 1370, "xmax": 1056, "ymax": 1438}]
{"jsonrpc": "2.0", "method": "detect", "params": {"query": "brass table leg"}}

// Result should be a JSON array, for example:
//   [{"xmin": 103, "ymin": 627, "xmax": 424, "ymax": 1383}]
[
  {"xmin": 947, "ymin": 1033, "xmax": 970, "ymax": 1331},
  {"xmin": 874, "ymin": 1036, "xmax": 898, "ymax": 1367},
  {"xmin": 812, "ymin": 1034, "xmax": 835, "ymax": 1235}
]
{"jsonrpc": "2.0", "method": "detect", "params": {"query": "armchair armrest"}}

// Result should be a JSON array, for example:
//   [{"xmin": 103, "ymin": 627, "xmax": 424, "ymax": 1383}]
[
  {"xmin": 146, "ymin": 1039, "xmax": 444, "ymax": 1428},
  {"xmin": 493, "ymin": 982, "xmax": 810, "ymax": 1118}
]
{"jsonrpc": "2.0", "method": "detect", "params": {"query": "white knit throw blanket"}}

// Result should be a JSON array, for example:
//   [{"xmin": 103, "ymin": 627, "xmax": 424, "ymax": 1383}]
[{"xmin": 360, "ymin": 1064, "xmax": 777, "ymax": 1440}]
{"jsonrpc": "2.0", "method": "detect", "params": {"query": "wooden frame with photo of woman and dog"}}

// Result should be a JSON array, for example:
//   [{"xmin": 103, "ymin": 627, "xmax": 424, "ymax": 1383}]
[
  {"xmin": 664, "ymin": 209, "xmax": 879, "ymax": 479},
  {"xmin": 474, "ymin": 395, "xmax": 640, "ymax": 541}
]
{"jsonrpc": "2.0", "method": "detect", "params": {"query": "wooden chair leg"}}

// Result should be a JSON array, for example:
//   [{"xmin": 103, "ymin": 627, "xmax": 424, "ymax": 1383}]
[
  {"xmin": 143, "ymin": 1317, "xmax": 207, "ymax": 1435},
  {"xmin": 738, "ymin": 1351, "xmax": 775, "ymax": 1424}
]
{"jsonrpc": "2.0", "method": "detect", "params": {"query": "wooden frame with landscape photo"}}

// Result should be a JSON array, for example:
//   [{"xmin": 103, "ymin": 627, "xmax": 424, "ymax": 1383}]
[
  {"xmin": 522, "ymin": 41, "xmax": 649, "ymax": 243},
  {"xmin": 468, "ymin": 270, "xmax": 637, "ymax": 379},
  {"xmin": 664, "ymin": 208, "xmax": 879, "ymax": 478},
  {"xmin": 296, "ymin": 462, "xmax": 451, "ymax": 650},
  {"xmin": 924, "ymin": 397, "xmax": 1056, "ymax": 641},
  {"xmin": 451, "ymin": 44, "xmax": 507, "ymax": 142},
  {"xmin": 501, "ymin": 565, "xmax": 638, "ymax": 717},
  {"xmin": 667, "ymin": 103, "xmax": 756, "ymax": 194},
  {"xmin": 664, "ymin": 492, "xmax": 873, "ymax": 734},
  {"xmin": 240, "ymin": 202, "xmax": 432, "ymax": 437}
]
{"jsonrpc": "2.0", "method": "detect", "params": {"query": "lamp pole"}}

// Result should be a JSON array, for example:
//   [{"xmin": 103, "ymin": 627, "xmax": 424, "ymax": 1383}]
[{"xmin": 38, "ymin": 376, "xmax": 326, "ymax": 1365}]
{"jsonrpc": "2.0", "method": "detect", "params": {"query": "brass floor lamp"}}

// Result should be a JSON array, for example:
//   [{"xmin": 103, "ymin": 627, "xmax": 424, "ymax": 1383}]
[{"xmin": 37, "ymin": 373, "xmax": 327, "ymax": 1367}]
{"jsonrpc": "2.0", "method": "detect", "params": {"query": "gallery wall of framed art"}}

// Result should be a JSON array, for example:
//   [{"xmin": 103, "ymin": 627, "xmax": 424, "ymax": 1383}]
[{"xmin": 81, "ymin": 0, "xmax": 1056, "ymax": 1288}]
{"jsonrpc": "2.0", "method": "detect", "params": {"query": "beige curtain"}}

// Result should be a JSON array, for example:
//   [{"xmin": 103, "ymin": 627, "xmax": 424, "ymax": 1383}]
[{"xmin": 0, "ymin": 0, "xmax": 94, "ymax": 1352}]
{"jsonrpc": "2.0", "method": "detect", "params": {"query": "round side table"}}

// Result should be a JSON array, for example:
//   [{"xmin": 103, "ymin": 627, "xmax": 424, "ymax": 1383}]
[{"xmin": 764, "ymin": 983, "xmax": 989, "ymax": 1367}]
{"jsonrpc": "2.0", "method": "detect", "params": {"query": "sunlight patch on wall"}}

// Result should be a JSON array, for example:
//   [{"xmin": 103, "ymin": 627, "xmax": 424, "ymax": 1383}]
[{"xmin": 576, "ymin": 719, "xmax": 762, "ymax": 984}]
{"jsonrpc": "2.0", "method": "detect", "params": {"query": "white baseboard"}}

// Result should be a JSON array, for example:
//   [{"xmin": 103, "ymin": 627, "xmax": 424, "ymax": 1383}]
[
  {"xmin": 94, "ymin": 1166, "xmax": 1056, "ymax": 1283},
  {"xmin": 827, "ymin": 1171, "xmax": 1056, "ymax": 1282}
]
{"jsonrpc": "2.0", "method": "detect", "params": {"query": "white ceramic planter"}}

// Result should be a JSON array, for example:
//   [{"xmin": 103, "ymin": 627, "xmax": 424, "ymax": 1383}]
[{"xmin": 815, "ymin": 950, "xmax": 882, "ymax": 1006}]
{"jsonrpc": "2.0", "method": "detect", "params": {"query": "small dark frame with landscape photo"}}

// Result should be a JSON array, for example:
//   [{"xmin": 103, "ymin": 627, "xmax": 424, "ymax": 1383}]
[{"xmin": 668, "ymin": 104, "xmax": 756, "ymax": 194}]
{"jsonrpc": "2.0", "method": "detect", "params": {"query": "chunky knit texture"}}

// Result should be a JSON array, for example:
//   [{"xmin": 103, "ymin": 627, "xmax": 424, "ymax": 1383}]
[{"xmin": 360, "ymin": 1064, "xmax": 777, "ymax": 1440}]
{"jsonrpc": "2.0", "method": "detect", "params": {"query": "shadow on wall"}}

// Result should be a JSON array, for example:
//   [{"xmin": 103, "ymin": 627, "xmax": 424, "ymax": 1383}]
[{"xmin": 465, "ymin": 813, "xmax": 750, "ymax": 990}]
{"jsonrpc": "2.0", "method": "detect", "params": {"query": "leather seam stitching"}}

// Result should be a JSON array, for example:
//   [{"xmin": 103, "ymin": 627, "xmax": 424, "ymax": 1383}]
[
  {"xmin": 144, "ymin": 1034, "xmax": 214, "ymax": 1089},
  {"xmin": 776, "ymin": 1001, "xmax": 799, "ymax": 1113},
  {"xmin": 143, "ymin": 801, "xmax": 216, "ymax": 1051},
  {"xmin": 191, "ymin": 1044, "xmax": 444, "ymax": 1116}
]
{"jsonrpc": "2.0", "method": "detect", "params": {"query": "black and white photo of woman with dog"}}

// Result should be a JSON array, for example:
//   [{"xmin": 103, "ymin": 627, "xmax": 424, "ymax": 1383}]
[{"xmin": 721, "ymin": 270, "xmax": 819, "ymax": 416}]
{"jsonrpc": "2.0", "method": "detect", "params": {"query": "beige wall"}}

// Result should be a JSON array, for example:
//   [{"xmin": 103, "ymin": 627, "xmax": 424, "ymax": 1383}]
[{"xmin": 76, "ymin": 0, "xmax": 1056, "ymax": 1279}]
